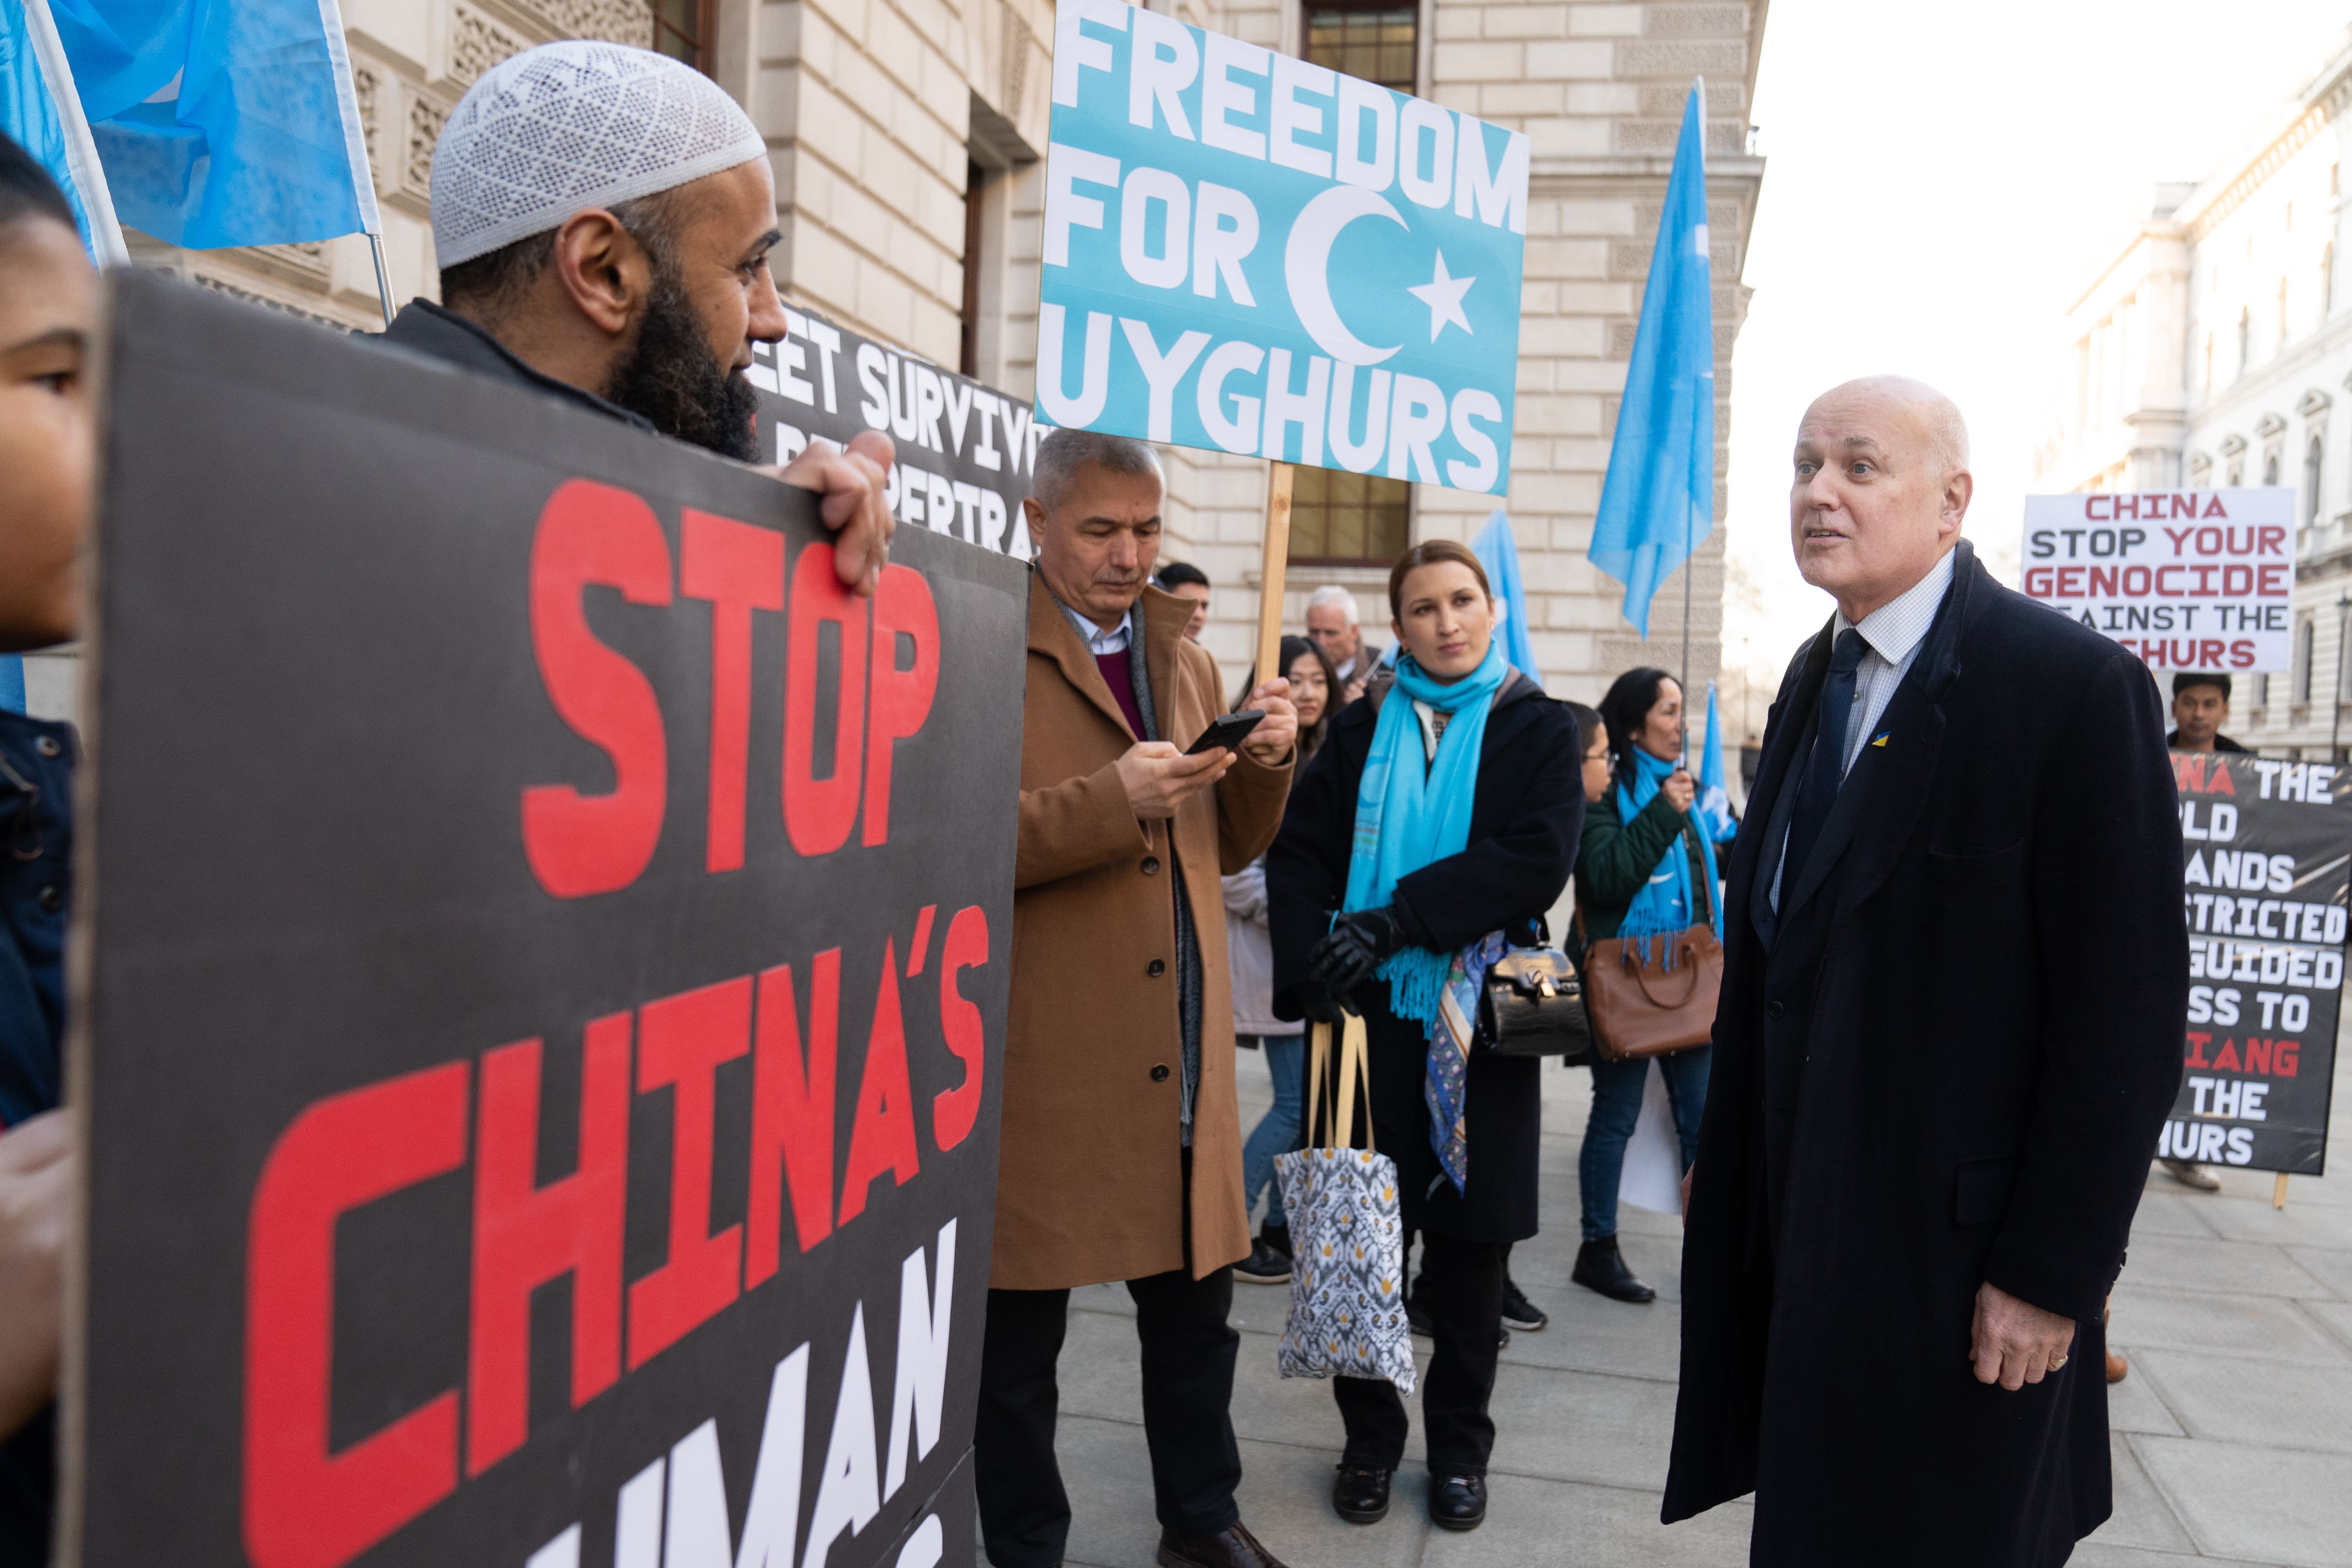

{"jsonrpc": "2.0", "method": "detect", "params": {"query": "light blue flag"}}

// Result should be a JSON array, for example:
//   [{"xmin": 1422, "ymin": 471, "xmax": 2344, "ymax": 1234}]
[
  {"xmin": 1695, "ymin": 682, "xmax": 1735, "ymax": 843},
  {"xmin": 2, "ymin": 0, "xmax": 101, "ymax": 251},
  {"xmin": 54, "ymin": 0, "xmax": 378, "ymax": 249},
  {"xmin": 1471, "ymin": 508, "xmax": 1541, "ymax": 685},
  {"xmin": 1037, "ymin": 0, "xmax": 1526, "ymax": 493},
  {"xmin": 1588, "ymin": 80, "xmax": 1713, "ymax": 637}
]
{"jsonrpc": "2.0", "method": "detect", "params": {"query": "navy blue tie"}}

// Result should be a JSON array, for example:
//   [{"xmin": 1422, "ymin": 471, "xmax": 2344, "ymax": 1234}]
[{"xmin": 1781, "ymin": 629, "xmax": 1868, "ymax": 896}]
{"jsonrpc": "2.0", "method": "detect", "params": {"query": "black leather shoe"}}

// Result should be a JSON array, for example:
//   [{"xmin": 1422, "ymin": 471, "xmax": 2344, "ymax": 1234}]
[
  {"xmin": 1232, "ymin": 1238, "xmax": 1291, "ymax": 1284},
  {"xmin": 1331, "ymin": 1461, "xmax": 1392, "ymax": 1523},
  {"xmin": 1500, "ymin": 1276, "xmax": 1548, "ymax": 1331},
  {"xmin": 1572, "ymin": 1236, "xmax": 1655, "ymax": 1303},
  {"xmin": 1428, "ymin": 1473, "xmax": 1487, "ymax": 1531},
  {"xmin": 1156, "ymin": 1522, "xmax": 1289, "ymax": 1568}
]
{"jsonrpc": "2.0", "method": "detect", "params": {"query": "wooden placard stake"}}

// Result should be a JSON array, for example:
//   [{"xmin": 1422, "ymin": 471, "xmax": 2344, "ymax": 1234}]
[
  {"xmin": 2274, "ymin": 1172, "xmax": 2289, "ymax": 1210},
  {"xmin": 1255, "ymin": 461, "xmax": 1295, "ymax": 695}
]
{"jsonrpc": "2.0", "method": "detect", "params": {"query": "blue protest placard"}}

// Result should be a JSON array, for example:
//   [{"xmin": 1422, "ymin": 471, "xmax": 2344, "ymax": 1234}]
[{"xmin": 1038, "ymin": 0, "xmax": 1527, "ymax": 495}]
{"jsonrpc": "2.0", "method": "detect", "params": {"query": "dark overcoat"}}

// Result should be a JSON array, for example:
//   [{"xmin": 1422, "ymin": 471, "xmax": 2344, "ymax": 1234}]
[
  {"xmin": 1663, "ymin": 542, "xmax": 2187, "ymax": 1565},
  {"xmin": 1265, "ymin": 673, "xmax": 1583, "ymax": 1241}
]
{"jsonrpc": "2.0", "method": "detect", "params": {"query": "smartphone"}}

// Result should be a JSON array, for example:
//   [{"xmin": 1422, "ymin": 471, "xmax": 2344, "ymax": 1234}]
[{"xmin": 1184, "ymin": 710, "xmax": 1265, "ymax": 756}]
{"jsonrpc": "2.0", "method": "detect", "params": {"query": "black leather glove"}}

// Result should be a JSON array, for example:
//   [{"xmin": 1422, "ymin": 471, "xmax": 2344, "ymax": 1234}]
[
  {"xmin": 1293, "ymin": 978, "xmax": 1349, "ymax": 1025},
  {"xmin": 1308, "ymin": 905, "xmax": 1411, "ymax": 993}
]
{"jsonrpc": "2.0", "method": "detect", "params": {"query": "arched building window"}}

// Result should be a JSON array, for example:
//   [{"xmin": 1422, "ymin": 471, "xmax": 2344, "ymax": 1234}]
[
  {"xmin": 2327, "ymin": 243, "xmax": 2338, "ymax": 316},
  {"xmin": 2265, "ymin": 450, "xmax": 2281, "ymax": 486},
  {"xmin": 2239, "ymin": 307, "xmax": 2253, "ymax": 375},
  {"xmin": 2297, "ymin": 614, "xmax": 2316, "ymax": 704},
  {"xmin": 2309, "ymin": 436, "xmax": 2326, "ymax": 525}
]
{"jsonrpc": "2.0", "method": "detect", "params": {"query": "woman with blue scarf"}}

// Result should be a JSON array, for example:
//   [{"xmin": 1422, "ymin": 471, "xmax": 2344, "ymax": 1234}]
[
  {"xmin": 1267, "ymin": 541, "xmax": 1583, "ymax": 1537},
  {"xmin": 1571, "ymin": 667, "xmax": 1724, "ymax": 1305}
]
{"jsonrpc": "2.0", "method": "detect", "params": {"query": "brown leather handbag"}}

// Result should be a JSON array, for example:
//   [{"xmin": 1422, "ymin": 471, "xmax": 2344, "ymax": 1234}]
[{"xmin": 1581, "ymin": 839, "xmax": 1723, "ymax": 1060}]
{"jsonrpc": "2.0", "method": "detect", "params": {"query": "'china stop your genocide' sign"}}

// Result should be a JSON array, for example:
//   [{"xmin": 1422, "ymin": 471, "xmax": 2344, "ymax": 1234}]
[
  {"xmin": 2022, "ymin": 488, "xmax": 2296, "ymax": 672},
  {"xmin": 65, "ymin": 270, "xmax": 1025, "ymax": 1568},
  {"xmin": 2170, "ymin": 750, "xmax": 2346, "ymax": 1176},
  {"xmin": 1036, "ymin": 0, "xmax": 1527, "ymax": 491}
]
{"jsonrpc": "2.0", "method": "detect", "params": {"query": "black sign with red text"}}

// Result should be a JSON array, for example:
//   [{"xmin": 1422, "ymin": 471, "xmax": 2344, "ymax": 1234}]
[
  {"xmin": 748, "ymin": 312, "xmax": 1044, "ymax": 560},
  {"xmin": 2169, "ymin": 750, "xmax": 2346, "ymax": 1175},
  {"xmin": 66, "ymin": 269, "xmax": 1026, "ymax": 1568}
]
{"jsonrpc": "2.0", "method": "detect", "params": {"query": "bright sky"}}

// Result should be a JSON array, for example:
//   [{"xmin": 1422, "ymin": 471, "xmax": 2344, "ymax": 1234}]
[{"xmin": 1718, "ymin": 0, "xmax": 2352, "ymax": 733}]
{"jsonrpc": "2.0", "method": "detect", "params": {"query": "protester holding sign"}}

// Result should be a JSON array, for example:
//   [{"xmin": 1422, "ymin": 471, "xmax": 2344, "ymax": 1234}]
[
  {"xmin": 381, "ymin": 41, "xmax": 896, "ymax": 592},
  {"xmin": 1665, "ymin": 377, "xmax": 2187, "ymax": 1565},
  {"xmin": 984, "ymin": 430, "xmax": 1296, "ymax": 1568},
  {"xmin": 0, "ymin": 130, "xmax": 92, "ymax": 1564},
  {"xmin": 1268, "ymin": 540, "xmax": 1582, "ymax": 1534},
  {"xmin": 2159, "ymin": 671, "xmax": 2245, "ymax": 1193}
]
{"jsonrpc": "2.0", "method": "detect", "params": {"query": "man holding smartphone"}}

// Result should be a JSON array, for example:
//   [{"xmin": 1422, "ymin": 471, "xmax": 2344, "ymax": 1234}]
[{"xmin": 979, "ymin": 429, "xmax": 1297, "ymax": 1568}]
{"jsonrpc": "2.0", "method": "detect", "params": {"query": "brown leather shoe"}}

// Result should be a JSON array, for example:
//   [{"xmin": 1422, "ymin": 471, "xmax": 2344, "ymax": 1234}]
[
  {"xmin": 1156, "ymin": 1522, "xmax": 1288, "ymax": 1568},
  {"xmin": 2107, "ymin": 1348, "xmax": 2129, "ymax": 1383}
]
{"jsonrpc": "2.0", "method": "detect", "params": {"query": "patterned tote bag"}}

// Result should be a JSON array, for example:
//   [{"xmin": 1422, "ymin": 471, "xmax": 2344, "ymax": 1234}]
[{"xmin": 1274, "ymin": 1015, "xmax": 1417, "ymax": 1393}]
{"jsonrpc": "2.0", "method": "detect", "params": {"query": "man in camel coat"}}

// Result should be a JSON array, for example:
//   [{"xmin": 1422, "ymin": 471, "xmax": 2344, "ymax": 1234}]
[{"xmin": 980, "ymin": 430, "xmax": 1298, "ymax": 1568}]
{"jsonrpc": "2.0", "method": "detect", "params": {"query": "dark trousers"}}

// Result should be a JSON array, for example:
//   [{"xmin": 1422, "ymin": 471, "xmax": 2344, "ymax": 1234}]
[
  {"xmin": 976, "ymin": 1266, "xmax": 1243, "ymax": 1567},
  {"xmin": 1334, "ymin": 1229, "xmax": 1506, "ymax": 1477}
]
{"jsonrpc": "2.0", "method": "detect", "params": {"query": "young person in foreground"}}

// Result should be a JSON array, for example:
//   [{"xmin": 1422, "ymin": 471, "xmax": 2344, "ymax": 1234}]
[
  {"xmin": 1266, "ymin": 540, "xmax": 1583, "ymax": 1533},
  {"xmin": 1663, "ymin": 377, "xmax": 2186, "ymax": 1565},
  {"xmin": 0, "ymin": 131, "xmax": 94, "ymax": 1565}
]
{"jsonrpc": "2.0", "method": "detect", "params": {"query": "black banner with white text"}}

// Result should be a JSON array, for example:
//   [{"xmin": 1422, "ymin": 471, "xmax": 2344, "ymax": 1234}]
[{"xmin": 2169, "ymin": 750, "xmax": 2345, "ymax": 1175}]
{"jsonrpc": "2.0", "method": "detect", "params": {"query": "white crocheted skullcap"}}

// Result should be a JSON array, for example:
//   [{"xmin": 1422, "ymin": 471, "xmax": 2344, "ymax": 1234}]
[{"xmin": 432, "ymin": 40, "xmax": 768, "ymax": 269}]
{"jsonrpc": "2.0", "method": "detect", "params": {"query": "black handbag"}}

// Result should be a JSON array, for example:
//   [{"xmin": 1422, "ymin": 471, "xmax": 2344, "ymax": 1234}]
[{"xmin": 1479, "ymin": 926, "xmax": 1591, "ymax": 1061}]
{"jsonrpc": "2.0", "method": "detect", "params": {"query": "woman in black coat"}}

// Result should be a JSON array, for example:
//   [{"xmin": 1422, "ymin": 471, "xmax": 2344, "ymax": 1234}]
[{"xmin": 1267, "ymin": 540, "xmax": 1583, "ymax": 1535}]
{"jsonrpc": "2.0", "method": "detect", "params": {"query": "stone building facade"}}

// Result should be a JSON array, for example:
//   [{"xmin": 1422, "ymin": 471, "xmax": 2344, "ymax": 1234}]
[
  {"xmin": 121, "ymin": 0, "xmax": 1768, "ymax": 708},
  {"xmin": 2039, "ymin": 36, "xmax": 2352, "ymax": 759}
]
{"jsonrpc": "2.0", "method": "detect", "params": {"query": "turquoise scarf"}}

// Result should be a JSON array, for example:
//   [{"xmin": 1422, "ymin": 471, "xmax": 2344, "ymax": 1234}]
[
  {"xmin": 1342, "ymin": 640, "xmax": 1510, "ymax": 1024},
  {"xmin": 1615, "ymin": 747, "xmax": 1722, "ymax": 956}
]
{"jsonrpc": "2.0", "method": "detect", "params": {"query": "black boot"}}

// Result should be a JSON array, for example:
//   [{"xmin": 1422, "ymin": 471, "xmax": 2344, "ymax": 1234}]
[
  {"xmin": 1572, "ymin": 1236, "xmax": 1655, "ymax": 1303},
  {"xmin": 1428, "ymin": 1473, "xmax": 1487, "ymax": 1531},
  {"xmin": 1331, "ymin": 1461, "xmax": 1391, "ymax": 1524}
]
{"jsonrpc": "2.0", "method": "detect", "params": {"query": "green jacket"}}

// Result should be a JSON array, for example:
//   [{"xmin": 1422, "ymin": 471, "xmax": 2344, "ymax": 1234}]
[{"xmin": 1575, "ymin": 784, "xmax": 1711, "ymax": 945}]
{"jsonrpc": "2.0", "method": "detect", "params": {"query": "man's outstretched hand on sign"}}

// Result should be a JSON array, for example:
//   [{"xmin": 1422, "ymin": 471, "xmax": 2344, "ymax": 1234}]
[{"xmin": 767, "ymin": 428, "xmax": 896, "ymax": 596}]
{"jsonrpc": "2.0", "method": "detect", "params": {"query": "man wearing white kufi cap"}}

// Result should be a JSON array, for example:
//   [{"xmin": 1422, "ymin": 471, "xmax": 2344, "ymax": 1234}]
[{"xmin": 379, "ymin": 40, "xmax": 894, "ymax": 591}]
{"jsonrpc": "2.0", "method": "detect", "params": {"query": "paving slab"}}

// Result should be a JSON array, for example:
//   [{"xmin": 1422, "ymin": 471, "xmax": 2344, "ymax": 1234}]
[
  {"xmin": 2301, "ymin": 1298, "xmax": 2352, "ymax": 1355},
  {"xmin": 1477, "ymin": 1363, "xmax": 1682, "ymax": 1491},
  {"xmin": 2104, "ymin": 1360, "xmax": 2189, "ymax": 1438},
  {"xmin": 2107, "ymin": 1285, "xmax": 2351, "ymax": 1365},
  {"xmin": 2193, "ymin": 1195, "xmax": 2352, "ymax": 1251},
  {"xmin": 2286, "ymin": 1245, "xmax": 2352, "ymax": 1301},
  {"xmin": 2113, "ymin": 1234, "xmax": 2332, "ymax": 1299},
  {"xmin": 2130, "ymin": 1350, "xmax": 2352, "ymax": 1454},
  {"xmin": 2085, "ymin": 1429, "xmax": 2197, "ymax": 1554},
  {"xmin": 2132, "ymin": 1188, "xmax": 2228, "ymax": 1240},
  {"xmin": 2135, "ymin": 1434, "xmax": 2352, "ymax": 1567},
  {"xmin": 2069, "ymin": 1546, "xmax": 2276, "ymax": 1568},
  {"xmin": 1419, "ymin": 1471, "xmax": 1754, "ymax": 1568}
]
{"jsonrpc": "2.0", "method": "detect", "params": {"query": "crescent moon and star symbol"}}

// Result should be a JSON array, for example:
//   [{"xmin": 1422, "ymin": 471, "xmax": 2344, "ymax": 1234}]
[{"xmin": 1283, "ymin": 184, "xmax": 1478, "ymax": 365}]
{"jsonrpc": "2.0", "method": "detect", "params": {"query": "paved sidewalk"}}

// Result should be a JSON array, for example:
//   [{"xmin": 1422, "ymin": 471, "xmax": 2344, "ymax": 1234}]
[{"xmin": 998, "ymin": 1040, "xmax": 2352, "ymax": 1568}]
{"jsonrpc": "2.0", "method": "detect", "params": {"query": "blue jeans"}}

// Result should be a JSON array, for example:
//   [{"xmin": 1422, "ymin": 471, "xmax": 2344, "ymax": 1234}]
[
  {"xmin": 1579, "ymin": 1046, "xmax": 1711, "ymax": 1241},
  {"xmin": 1241, "ymin": 1033, "xmax": 1305, "ymax": 1230}
]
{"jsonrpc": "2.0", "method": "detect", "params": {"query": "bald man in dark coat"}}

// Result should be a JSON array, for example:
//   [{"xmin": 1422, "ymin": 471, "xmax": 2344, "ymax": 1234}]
[{"xmin": 1663, "ymin": 377, "xmax": 2186, "ymax": 1566}]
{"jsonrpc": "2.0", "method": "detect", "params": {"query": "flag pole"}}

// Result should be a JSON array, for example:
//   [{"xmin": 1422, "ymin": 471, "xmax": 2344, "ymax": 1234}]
[
  {"xmin": 22, "ymin": 0, "xmax": 128, "ymax": 266},
  {"xmin": 1255, "ymin": 462, "xmax": 1295, "ymax": 699},
  {"xmin": 1683, "ymin": 73, "xmax": 1706, "ymax": 768},
  {"xmin": 318, "ymin": 0, "xmax": 394, "ymax": 327}
]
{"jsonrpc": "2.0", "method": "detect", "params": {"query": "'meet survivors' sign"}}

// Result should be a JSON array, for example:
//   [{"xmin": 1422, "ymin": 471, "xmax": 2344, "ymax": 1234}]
[
  {"xmin": 67, "ymin": 270, "xmax": 1026, "ymax": 1568},
  {"xmin": 748, "ymin": 312, "xmax": 1043, "ymax": 559},
  {"xmin": 1036, "ymin": 0, "xmax": 1526, "ymax": 491},
  {"xmin": 2023, "ymin": 489, "xmax": 2295, "ymax": 672},
  {"xmin": 2170, "ymin": 750, "xmax": 2346, "ymax": 1175}
]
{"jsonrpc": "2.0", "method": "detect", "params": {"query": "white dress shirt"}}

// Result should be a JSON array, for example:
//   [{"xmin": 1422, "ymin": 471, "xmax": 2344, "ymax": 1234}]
[
  {"xmin": 1060, "ymin": 600, "xmax": 1134, "ymax": 656},
  {"xmin": 1770, "ymin": 547, "xmax": 1956, "ymax": 911}
]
